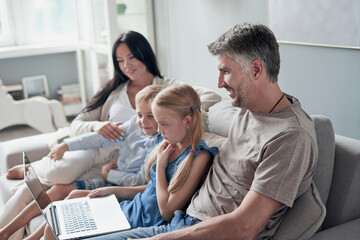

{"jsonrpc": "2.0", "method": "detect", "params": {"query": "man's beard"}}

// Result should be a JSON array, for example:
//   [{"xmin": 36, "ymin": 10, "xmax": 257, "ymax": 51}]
[{"xmin": 232, "ymin": 89, "xmax": 245, "ymax": 108}]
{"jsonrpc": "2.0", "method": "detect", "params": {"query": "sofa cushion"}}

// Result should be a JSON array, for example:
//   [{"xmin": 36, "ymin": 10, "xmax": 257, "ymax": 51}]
[
  {"xmin": 206, "ymin": 100, "xmax": 238, "ymax": 138},
  {"xmin": 0, "ymin": 132, "xmax": 54, "ymax": 175},
  {"xmin": 193, "ymin": 86, "xmax": 222, "ymax": 111},
  {"xmin": 203, "ymin": 131, "xmax": 225, "ymax": 149},
  {"xmin": 274, "ymin": 182, "xmax": 326, "ymax": 240},
  {"xmin": 308, "ymin": 218, "xmax": 360, "ymax": 240}
]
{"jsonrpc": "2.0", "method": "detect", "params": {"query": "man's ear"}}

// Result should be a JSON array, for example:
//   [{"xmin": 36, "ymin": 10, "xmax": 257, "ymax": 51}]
[{"xmin": 251, "ymin": 59, "xmax": 264, "ymax": 78}]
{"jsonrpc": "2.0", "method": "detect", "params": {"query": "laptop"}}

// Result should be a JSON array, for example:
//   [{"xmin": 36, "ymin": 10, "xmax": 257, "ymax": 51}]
[{"xmin": 23, "ymin": 152, "xmax": 131, "ymax": 240}]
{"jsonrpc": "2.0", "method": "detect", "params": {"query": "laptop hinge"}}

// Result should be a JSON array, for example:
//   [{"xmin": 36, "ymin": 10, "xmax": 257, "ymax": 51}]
[{"xmin": 51, "ymin": 205, "xmax": 61, "ymax": 236}]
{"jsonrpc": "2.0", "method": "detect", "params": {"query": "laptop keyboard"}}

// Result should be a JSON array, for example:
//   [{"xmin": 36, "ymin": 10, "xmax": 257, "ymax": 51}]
[{"xmin": 62, "ymin": 201, "xmax": 97, "ymax": 234}]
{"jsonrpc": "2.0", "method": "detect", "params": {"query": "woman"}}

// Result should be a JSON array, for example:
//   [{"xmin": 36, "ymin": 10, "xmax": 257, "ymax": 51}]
[{"xmin": 0, "ymin": 31, "xmax": 176, "ymax": 240}]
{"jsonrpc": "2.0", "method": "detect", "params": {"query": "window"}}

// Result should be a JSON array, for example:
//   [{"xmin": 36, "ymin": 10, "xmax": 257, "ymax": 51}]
[
  {"xmin": 0, "ymin": 0, "xmax": 14, "ymax": 46},
  {"xmin": 0, "ymin": 0, "xmax": 77, "ymax": 47}
]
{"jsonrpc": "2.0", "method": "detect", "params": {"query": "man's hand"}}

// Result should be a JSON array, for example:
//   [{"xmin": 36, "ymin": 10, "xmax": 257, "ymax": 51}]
[
  {"xmin": 92, "ymin": 121, "xmax": 123, "ymax": 141},
  {"xmin": 101, "ymin": 160, "xmax": 118, "ymax": 181},
  {"xmin": 47, "ymin": 143, "xmax": 69, "ymax": 160}
]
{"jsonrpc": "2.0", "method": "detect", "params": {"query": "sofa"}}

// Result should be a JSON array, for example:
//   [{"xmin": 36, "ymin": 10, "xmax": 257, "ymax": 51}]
[{"xmin": 0, "ymin": 99, "xmax": 359, "ymax": 239}]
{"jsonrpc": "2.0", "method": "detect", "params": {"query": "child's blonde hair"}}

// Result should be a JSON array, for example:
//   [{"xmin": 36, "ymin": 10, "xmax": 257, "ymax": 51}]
[
  {"xmin": 135, "ymin": 85, "xmax": 164, "ymax": 107},
  {"xmin": 145, "ymin": 84, "xmax": 203, "ymax": 193}
]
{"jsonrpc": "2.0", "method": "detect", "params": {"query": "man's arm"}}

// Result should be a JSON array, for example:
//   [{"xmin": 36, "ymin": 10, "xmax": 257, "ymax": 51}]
[{"xmin": 149, "ymin": 190, "xmax": 282, "ymax": 240}]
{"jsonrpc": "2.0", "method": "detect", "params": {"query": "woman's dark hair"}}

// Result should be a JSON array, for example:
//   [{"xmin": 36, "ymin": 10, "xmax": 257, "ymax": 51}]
[{"xmin": 83, "ymin": 31, "xmax": 162, "ymax": 112}]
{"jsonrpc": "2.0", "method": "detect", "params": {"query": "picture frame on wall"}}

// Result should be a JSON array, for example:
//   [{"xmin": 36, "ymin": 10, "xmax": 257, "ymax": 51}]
[
  {"xmin": 268, "ymin": 0, "xmax": 360, "ymax": 49},
  {"xmin": 22, "ymin": 75, "xmax": 49, "ymax": 98}
]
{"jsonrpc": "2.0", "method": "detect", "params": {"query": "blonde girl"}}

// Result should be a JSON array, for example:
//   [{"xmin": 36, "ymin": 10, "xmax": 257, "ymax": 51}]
[{"xmin": 44, "ymin": 84, "xmax": 217, "ymax": 240}]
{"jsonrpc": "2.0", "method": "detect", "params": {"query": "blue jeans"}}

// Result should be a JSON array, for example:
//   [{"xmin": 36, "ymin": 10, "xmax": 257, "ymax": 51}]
[{"xmin": 87, "ymin": 211, "xmax": 201, "ymax": 240}]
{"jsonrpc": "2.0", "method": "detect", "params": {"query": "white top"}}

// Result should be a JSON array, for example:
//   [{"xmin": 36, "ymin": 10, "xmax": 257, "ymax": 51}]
[
  {"xmin": 108, "ymin": 83, "xmax": 135, "ymax": 123},
  {"xmin": 108, "ymin": 78, "xmax": 157, "ymax": 123}
]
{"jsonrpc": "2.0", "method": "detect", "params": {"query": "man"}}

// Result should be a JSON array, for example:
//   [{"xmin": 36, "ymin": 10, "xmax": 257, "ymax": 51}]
[{"xmin": 82, "ymin": 22, "xmax": 318, "ymax": 240}]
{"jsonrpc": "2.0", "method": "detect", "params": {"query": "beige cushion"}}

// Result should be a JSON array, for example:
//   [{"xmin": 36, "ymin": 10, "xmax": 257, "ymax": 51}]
[
  {"xmin": 207, "ymin": 100, "xmax": 238, "ymax": 137},
  {"xmin": 193, "ymin": 86, "xmax": 222, "ymax": 111}
]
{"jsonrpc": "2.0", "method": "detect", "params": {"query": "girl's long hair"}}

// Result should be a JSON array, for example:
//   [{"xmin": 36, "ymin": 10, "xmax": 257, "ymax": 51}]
[
  {"xmin": 83, "ymin": 31, "xmax": 162, "ymax": 112},
  {"xmin": 145, "ymin": 84, "xmax": 203, "ymax": 193}
]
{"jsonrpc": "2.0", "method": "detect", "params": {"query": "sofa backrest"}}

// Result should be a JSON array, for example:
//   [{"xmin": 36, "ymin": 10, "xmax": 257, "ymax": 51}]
[
  {"xmin": 312, "ymin": 115, "xmax": 336, "ymax": 207},
  {"xmin": 274, "ymin": 115, "xmax": 334, "ymax": 239}
]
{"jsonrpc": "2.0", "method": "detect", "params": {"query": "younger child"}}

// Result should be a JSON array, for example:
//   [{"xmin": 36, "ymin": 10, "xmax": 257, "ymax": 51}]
[
  {"xmin": 43, "ymin": 84, "xmax": 218, "ymax": 240},
  {"xmin": 0, "ymin": 85, "xmax": 164, "ymax": 240}
]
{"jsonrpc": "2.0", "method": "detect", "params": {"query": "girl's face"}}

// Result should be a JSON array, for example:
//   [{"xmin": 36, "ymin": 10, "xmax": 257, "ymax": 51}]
[
  {"xmin": 115, "ymin": 43, "xmax": 149, "ymax": 82},
  {"xmin": 152, "ymin": 106, "xmax": 191, "ymax": 145},
  {"xmin": 136, "ymin": 100, "xmax": 158, "ymax": 136}
]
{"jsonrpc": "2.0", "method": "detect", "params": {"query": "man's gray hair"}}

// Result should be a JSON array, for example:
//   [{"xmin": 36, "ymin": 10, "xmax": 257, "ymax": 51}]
[{"xmin": 208, "ymin": 23, "xmax": 280, "ymax": 83}]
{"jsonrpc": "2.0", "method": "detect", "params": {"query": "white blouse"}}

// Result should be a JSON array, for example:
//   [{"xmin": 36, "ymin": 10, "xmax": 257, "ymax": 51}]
[{"xmin": 108, "ymin": 78, "xmax": 156, "ymax": 123}]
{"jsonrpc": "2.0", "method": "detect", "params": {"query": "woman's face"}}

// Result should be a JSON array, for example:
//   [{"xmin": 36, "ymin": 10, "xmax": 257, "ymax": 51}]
[{"xmin": 115, "ymin": 43, "xmax": 149, "ymax": 82}]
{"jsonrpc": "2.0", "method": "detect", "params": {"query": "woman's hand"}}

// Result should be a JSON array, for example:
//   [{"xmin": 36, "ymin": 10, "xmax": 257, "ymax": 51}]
[
  {"xmin": 91, "ymin": 121, "xmax": 123, "ymax": 141},
  {"xmin": 47, "ymin": 143, "xmax": 69, "ymax": 160},
  {"xmin": 101, "ymin": 160, "xmax": 118, "ymax": 181},
  {"xmin": 156, "ymin": 141, "xmax": 175, "ymax": 171}
]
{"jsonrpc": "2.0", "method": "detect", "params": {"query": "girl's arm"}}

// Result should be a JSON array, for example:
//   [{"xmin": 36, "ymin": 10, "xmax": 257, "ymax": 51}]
[
  {"xmin": 156, "ymin": 149, "xmax": 212, "ymax": 221},
  {"xmin": 88, "ymin": 185, "xmax": 147, "ymax": 201}
]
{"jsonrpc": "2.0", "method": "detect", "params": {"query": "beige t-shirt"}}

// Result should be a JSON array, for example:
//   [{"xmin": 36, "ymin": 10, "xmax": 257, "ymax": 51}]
[{"xmin": 186, "ymin": 99, "xmax": 318, "ymax": 238}]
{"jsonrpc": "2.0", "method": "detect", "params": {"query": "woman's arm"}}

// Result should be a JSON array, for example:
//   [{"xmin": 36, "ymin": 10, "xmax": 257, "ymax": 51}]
[
  {"xmin": 69, "ymin": 84, "xmax": 125, "ymax": 138},
  {"xmin": 88, "ymin": 185, "xmax": 147, "ymax": 201},
  {"xmin": 156, "ymin": 149, "xmax": 212, "ymax": 221}
]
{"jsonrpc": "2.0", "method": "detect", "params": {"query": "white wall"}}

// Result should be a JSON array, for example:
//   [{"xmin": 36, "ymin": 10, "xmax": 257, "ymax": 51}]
[{"xmin": 153, "ymin": 0, "xmax": 360, "ymax": 140}]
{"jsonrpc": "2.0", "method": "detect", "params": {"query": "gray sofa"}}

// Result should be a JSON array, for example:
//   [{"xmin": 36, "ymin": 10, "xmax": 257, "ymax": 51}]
[{"xmin": 0, "ymin": 100, "xmax": 359, "ymax": 239}]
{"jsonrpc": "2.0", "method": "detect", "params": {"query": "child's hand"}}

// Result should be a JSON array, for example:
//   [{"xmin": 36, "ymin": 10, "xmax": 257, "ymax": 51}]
[
  {"xmin": 156, "ymin": 141, "xmax": 175, "ymax": 170},
  {"xmin": 101, "ymin": 160, "xmax": 118, "ymax": 181},
  {"xmin": 92, "ymin": 121, "xmax": 123, "ymax": 141},
  {"xmin": 88, "ymin": 188, "xmax": 112, "ymax": 198},
  {"xmin": 47, "ymin": 143, "xmax": 69, "ymax": 160}
]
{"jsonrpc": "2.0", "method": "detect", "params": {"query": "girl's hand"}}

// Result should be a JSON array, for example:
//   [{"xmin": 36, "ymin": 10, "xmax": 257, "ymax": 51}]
[
  {"xmin": 156, "ymin": 141, "xmax": 175, "ymax": 170},
  {"xmin": 47, "ymin": 143, "xmax": 69, "ymax": 160},
  {"xmin": 88, "ymin": 188, "xmax": 112, "ymax": 198},
  {"xmin": 101, "ymin": 160, "xmax": 118, "ymax": 181},
  {"xmin": 91, "ymin": 121, "xmax": 123, "ymax": 141}
]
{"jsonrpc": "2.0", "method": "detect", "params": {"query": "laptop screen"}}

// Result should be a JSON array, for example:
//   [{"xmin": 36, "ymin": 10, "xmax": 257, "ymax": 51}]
[{"xmin": 23, "ymin": 152, "xmax": 52, "ymax": 212}]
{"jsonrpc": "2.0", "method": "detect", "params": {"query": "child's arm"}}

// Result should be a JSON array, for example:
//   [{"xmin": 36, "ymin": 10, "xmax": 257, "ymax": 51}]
[
  {"xmin": 64, "ymin": 124, "xmax": 124, "ymax": 150},
  {"xmin": 47, "ymin": 122, "xmax": 127, "ymax": 160},
  {"xmin": 88, "ymin": 185, "xmax": 147, "ymax": 201},
  {"xmin": 156, "ymin": 146, "xmax": 212, "ymax": 221},
  {"xmin": 47, "ymin": 142, "xmax": 69, "ymax": 160},
  {"xmin": 106, "ymin": 162, "xmax": 147, "ymax": 186}
]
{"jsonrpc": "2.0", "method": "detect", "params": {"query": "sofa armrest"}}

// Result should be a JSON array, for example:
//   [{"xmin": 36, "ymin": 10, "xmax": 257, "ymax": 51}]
[
  {"xmin": 0, "ymin": 132, "xmax": 56, "ymax": 175},
  {"xmin": 308, "ymin": 218, "xmax": 360, "ymax": 240},
  {"xmin": 321, "ymin": 135, "xmax": 360, "ymax": 230}
]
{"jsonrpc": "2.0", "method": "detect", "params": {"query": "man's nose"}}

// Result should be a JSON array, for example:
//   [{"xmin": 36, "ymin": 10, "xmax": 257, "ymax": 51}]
[{"xmin": 218, "ymin": 75, "xmax": 225, "ymax": 88}]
